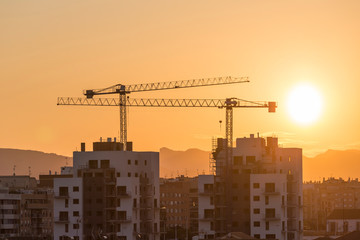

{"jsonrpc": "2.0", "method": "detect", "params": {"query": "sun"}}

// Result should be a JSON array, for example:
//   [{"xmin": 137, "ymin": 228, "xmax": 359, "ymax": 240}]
[{"xmin": 286, "ymin": 83, "xmax": 323, "ymax": 125}]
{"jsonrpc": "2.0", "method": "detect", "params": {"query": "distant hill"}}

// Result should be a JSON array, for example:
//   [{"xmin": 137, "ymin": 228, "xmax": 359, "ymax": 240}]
[
  {"xmin": 159, "ymin": 147, "xmax": 211, "ymax": 178},
  {"xmin": 0, "ymin": 148, "xmax": 70, "ymax": 178},
  {"xmin": 2, "ymin": 147, "xmax": 359, "ymax": 181},
  {"xmin": 303, "ymin": 149, "xmax": 360, "ymax": 181}
]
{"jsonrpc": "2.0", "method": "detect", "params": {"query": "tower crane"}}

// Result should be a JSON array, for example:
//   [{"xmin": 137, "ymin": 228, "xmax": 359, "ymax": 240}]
[{"xmin": 61, "ymin": 76, "xmax": 250, "ymax": 150}]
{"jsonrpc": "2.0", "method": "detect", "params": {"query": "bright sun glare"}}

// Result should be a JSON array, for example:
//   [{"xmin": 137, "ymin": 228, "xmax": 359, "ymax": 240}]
[{"xmin": 287, "ymin": 83, "xmax": 323, "ymax": 125}]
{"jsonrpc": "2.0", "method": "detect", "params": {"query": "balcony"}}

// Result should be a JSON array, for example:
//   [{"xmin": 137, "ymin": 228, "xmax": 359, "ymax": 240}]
[
  {"xmin": 263, "ymin": 214, "xmax": 281, "ymax": 221},
  {"xmin": 199, "ymin": 189, "xmax": 214, "ymax": 196},
  {"xmin": 263, "ymin": 190, "xmax": 280, "ymax": 195},
  {"xmin": 54, "ymin": 217, "xmax": 69, "ymax": 223},
  {"xmin": 54, "ymin": 192, "xmax": 69, "ymax": 199},
  {"xmin": 118, "ymin": 216, "xmax": 132, "ymax": 222},
  {"xmin": 198, "ymin": 214, "xmax": 213, "ymax": 221},
  {"xmin": 0, "ymin": 224, "xmax": 19, "ymax": 229},
  {"xmin": 0, "ymin": 205, "xmax": 18, "ymax": 210},
  {"xmin": 105, "ymin": 178, "xmax": 116, "ymax": 185},
  {"xmin": 118, "ymin": 191, "xmax": 131, "ymax": 198}
]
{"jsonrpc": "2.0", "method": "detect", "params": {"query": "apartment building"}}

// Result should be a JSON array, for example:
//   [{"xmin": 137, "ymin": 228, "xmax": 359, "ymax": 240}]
[
  {"xmin": 303, "ymin": 178, "xmax": 360, "ymax": 231},
  {"xmin": 160, "ymin": 176, "xmax": 198, "ymax": 238},
  {"xmin": 210, "ymin": 134, "xmax": 303, "ymax": 240},
  {"xmin": 0, "ymin": 175, "xmax": 53, "ymax": 240},
  {"xmin": 20, "ymin": 190, "xmax": 53, "ymax": 239},
  {"xmin": 326, "ymin": 209, "xmax": 360, "ymax": 235},
  {"xmin": 0, "ymin": 192, "xmax": 21, "ymax": 239},
  {"xmin": 54, "ymin": 138, "xmax": 160, "ymax": 240},
  {"xmin": 197, "ymin": 175, "xmax": 215, "ymax": 239}
]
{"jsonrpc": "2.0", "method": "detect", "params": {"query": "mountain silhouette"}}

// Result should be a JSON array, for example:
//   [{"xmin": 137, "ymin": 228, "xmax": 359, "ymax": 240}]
[
  {"xmin": 0, "ymin": 148, "xmax": 70, "ymax": 178},
  {"xmin": 1, "ymin": 148, "xmax": 359, "ymax": 181}
]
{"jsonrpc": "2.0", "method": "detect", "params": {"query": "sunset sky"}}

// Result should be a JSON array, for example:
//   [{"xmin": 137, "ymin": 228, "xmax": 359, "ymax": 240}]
[{"xmin": 1, "ymin": 0, "xmax": 359, "ymax": 157}]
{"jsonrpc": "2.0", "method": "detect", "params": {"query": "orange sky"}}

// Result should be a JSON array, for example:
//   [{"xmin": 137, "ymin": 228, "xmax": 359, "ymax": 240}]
[{"xmin": 1, "ymin": 1, "xmax": 360, "ymax": 157}]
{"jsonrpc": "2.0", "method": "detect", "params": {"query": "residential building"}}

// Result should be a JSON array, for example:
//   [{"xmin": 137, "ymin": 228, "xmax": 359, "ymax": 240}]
[
  {"xmin": 210, "ymin": 134, "xmax": 303, "ymax": 240},
  {"xmin": 197, "ymin": 175, "xmax": 215, "ymax": 239},
  {"xmin": 54, "ymin": 138, "xmax": 160, "ymax": 240},
  {"xmin": 303, "ymin": 178, "xmax": 360, "ymax": 231},
  {"xmin": 160, "ymin": 176, "xmax": 198, "ymax": 238},
  {"xmin": 326, "ymin": 209, "xmax": 360, "ymax": 235},
  {"xmin": 20, "ymin": 189, "xmax": 53, "ymax": 239},
  {"xmin": 0, "ymin": 175, "xmax": 53, "ymax": 240},
  {"xmin": 0, "ymin": 192, "xmax": 21, "ymax": 239}
]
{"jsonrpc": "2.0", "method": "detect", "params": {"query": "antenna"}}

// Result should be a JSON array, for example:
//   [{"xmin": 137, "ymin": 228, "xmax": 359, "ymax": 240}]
[
  {"xmin": 13, "ymin": 165, "xmax": 16, "ymax": 176},
  {"xmin": 28, "ymin": 166, "xmax": 31, "ymax": 176}
]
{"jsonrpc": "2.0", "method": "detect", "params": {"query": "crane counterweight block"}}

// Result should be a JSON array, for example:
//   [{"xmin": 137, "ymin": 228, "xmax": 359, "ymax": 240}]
[{"xmin": 268, "ymin": 101, "xmax": 277, "ymax": 113}]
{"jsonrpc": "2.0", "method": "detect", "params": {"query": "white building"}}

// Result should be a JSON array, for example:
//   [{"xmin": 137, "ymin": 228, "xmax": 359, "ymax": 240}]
[
  {"xmin": 53, "ymin": 177, "xmax": 83, "ymax": 240},
  {"xmin": 0, "ymin": 193, "xmax": 21, "ymax": 239},
  {"xmin": 54, "ymin": 139, "xmax": 160, "ymax": 240},
  {"xmin": 326, "ymin": 209, "xmax": 360, "ymax": 235},
  {"xmin": 197, "ymin": 175, "xmax": 215, "ymax": 239},
  {"xmin": 250, "ymin": 174, "xmax": 287, "ymax": 239}
]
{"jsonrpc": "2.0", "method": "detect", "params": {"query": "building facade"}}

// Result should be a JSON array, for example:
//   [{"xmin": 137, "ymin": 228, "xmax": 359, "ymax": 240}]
[
  {"xmin": 210, "ymin": 134, "xmax": 303, "ymax": 240},
  {"xmin": 303, "ymin": 178, "xmax": 360, "ymax": 232},
  {"xmin": 54, "ymin": 139, "xmax": 160, "ymax": 240},
  {"xmin": 160, "ymin": 176, "xmax": 198, "ymax": 239}
]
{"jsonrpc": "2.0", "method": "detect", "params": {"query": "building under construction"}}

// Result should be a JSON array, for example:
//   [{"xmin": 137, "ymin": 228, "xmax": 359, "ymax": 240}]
[{"xmin": 199, "ymin": 134, "xmax": 303, "ymax": 240}]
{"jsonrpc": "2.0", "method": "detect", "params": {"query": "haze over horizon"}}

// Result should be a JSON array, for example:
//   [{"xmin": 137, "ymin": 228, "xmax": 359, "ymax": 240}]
[{"xmin": 1, "ymin": 1, "xmax": 360, "ymax": 158}]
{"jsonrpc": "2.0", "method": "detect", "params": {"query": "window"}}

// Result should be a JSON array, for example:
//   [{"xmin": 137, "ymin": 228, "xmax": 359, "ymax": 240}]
[
  {"xmin": 117, "ymin": 172, "xmax": 120, "ymax": 177},
  {"xmin": 128, "ymin": 172, "xmax": 131, "ymax": 177},
  {"xmin": 253, "ymin": 208, "xmax": 260, "ymax": 214},
  {"xmin": 253, "ymin": 221, "xmax": 260, "ymax": 227},
  {"xmin": 253, "ymin": 196, "xmax": 260, "ymax": 201},
  {"xmin": 266, "ymin": 234, "xmax": 275, "ymax": 239},
  {"xmin": 65, "ymin": 224, "xmax": 68, "ymax": 232},
  {"xmin": 59, "ymin": 186, "xmax": 69, "ymax": 197},
  {"xmin": 89, "ymin": 160, "xmax": 98, "ymax": 169},
  {"xmin": 265, "ymin": 183, "xmax": 275, "ymax": 192},
  {"xmin": 254, "ymin": 234, "xmax": 260, "ymax": 239},
  {"xmin": 246, "ymin": 156, "xmax": 256, "ymax": 164},
  {"xmin": 265, "ymin": 196, "xmax": 269, "ymax": 205},
  {"xmin": 97, "ymin": 211, "xmax": 102, "ymax": 216},
  {"xmin": 73, "ymin": 224, "xmax": 79, "ymax": 229},
  {"xmin": 73, "ymin": 186, "xmax": 79, "ymax": 192},
  {"xmin": 253, "ymin": 183, "xmax": 260, "ymax": 188},
  {"xmin": 100, "ymin": 159, "xmax": 110, "ymax": 168},
  {"xmin": 145, "ymin": 160, "xmax": 147, "ymax": 166},
  {"xmin": 128, "ymin": 159, "xmax": 131, "ymax": 165},
  {"xmin": 73, "ymin": 211, "xmax": 79, "ymax": 217},
  {"xmin": 73, "ymin": 199, "xmax": 79, "ymax": 204},
  {"xmin": 135, "ymin": 160, "xmax": 138, "ymax": 165},
  {"xmin": 135, "ymin": 173, "xmax": 138, "ymax": 177},
  {"xmin": 266, "ymin": 221, "xmax": 269, "ymax": 230},
  {"xmin": 265, "ymin": 208, "xmax": 275, "ymax": 218},
  {"xmin": 233, "ymin": 156, "xmax": 242, "ymax": 165}
]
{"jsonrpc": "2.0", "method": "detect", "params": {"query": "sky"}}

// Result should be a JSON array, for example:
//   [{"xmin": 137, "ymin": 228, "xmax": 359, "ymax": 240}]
[{"xmin": 1, "ymin": 0, "xmax": 359, "ymax": 157}]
